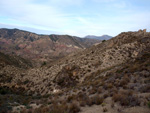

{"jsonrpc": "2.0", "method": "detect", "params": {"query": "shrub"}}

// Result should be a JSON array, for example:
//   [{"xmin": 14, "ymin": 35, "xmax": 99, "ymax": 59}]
[
  {"xmin": 0, "ymin": 87, "xmax": 11, "ymax": 95},
  {"xmin": 148, "ymin": 101, "xmax": 150, "ymax": 108},
  {"xmin": 68, "ymin": 103, "xmax": 80, "ymax": 113},
  {"xmin": 111, "ymin": 102, "xmax": 114, "ymax": 108},
  {"xmin": 90, "ymin": 95, "xmax": 104, "ymax": 105},
  {"xmin": 112, "ymin": 93, "xmax": 122, "ymax": 102},
  {"xmin": 86, "ymin": 97, "xmax": 93, "ymax": 106},
  {"xmin": 67, "ymin": 94, "xmax": 77, "ymax": 103},
  {"xmin": 112, "ymin": 90, "xmax": 139, "ymax": 106},
  {"xmin": 103, "ymin": 83, "xmax": 113, "ymax": 90},
  {"xmin": 103, "ymin": 93, "xmax": 109, "ymax": 99},
  {"xmin": 139, "ymin": 84, "xmax": 150, "ymax": 93},
  {"xmin": 119, "ymin": 76, "xmax": 129, "ymax": 87},
  {"xmin": 97, "ymin": 88, "xmax": 102, "ymax": 94},
  {"xmin": 102, "ymin": 40, "xmax": 106, "ymax": 42},
  {"xmin": 103, "ymin": 108, "xmax": 108, "ymax": 112},
  {"xmin": 101, "ymin": 103, "xmax": 106, "ymax": 107},
  {"xmin": 79, "ymin": 101, "xmax": 86, "ymax": 107},
  {"xmin": 49, "ymin": 103, "xmax": 69, "ymax": 113}
]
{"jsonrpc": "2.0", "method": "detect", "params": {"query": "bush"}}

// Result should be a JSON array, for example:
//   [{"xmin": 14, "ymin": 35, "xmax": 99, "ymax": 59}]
[
  {"xmin": 103, "ymin": 83, "xmax": 113, "ymax": 90},
  {"xmin": 86, "ymin": 97, "xmax": 93, "ymax": 106},
  {"xmin": 90, "ymin": 95, "xmax": 104, "ymax": 105},
  {"xmin": 112, "ymin": 90, "xmax": 139, "ymax": 106},
  {"xmin": 0, "ymin": 87, "xmax": 11, "ymax": 95},
  {"xmin": 68, "ymin": 103, "xmax": 80, "ymax": 113},
  {"xmin": 139, "ymin": 84, "xmax": 150, "ymax": 93},
  {"xmin": 103, "ymin": 108, "xmax": 108, "ymax": 112},
  {"xmin": 112, "ymin": 93, "xmax": 122, "ymax": 102},
  {"xmin": 103, "ymin": 93, "xmax": 109, "ymax": 99},
  {"xmin": 148, "ymin": 101, "xmax": 150, "ymax": 108},
  {"xmin": 119, "ymin": 79, "xmax": 128, "ymax": 87},
  {"xmin": 97, "ymin": 88, "xmax": 102, "ymax": 94},
  {"xmin": 49, "ymin": 103, "xmax": 69, "ymax": 113},
  {"xmin": 67, "ymin": 94, "xmax": 77, "ymax": 103},
  {"xmin": 119, "ymin": 75, "xmax": 130, "ymax": 87},
  {"xmin": 79, "ymin": 101, "xmax": 86, "ymax": 107},
  {"xmin": 102, "ymin": 40, "xmax": 106, "ymax": 42}
]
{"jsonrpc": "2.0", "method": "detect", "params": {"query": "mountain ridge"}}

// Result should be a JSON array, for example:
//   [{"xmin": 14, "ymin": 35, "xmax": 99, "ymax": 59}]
[
  {"xmin": 0, "ymin": 28, "xmax": 101, "ymax": 65},
  {"xmin": 0, "ymin": 29, "xmax": 150, "ymax": 113},
  {"xmin": 84, "ymin": 35, "xmax": 112, "ymax": 40}
]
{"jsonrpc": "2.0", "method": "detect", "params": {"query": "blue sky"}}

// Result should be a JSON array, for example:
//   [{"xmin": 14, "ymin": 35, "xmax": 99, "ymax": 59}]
[{"xmin": 0, "ymin": 0, "xmax": 150, "ymax": 37}]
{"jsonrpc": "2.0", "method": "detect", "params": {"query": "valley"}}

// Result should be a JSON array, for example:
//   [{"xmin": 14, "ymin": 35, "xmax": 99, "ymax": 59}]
[{"xmin": 0, "ymin": 29, "xmax": 150, "ymax": 113}]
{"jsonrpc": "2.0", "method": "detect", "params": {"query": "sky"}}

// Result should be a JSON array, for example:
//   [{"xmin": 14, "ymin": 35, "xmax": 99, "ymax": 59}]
[{"xmin": 0, "ymin": 0, "xmax": 150, "ymax": 37}]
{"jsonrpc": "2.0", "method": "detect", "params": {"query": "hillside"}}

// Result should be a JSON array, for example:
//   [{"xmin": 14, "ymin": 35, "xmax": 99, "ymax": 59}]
[
  {"xmin": 0, "ymin": 52, "xmax": 32, "ymax": 69},
  {"xmin": 0, "ymin": 29, "xmax": 150, "ymax": 113},
  {"xmin": 0, "ymin": 28, "xmax": 100, "ymax": 64}
]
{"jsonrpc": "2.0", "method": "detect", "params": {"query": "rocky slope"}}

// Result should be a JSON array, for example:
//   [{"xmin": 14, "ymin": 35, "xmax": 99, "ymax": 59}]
[
  {"xmin": 0, "ymin": 29, "xmax": 150, "ymax": 113},
  {"xmin": 0, "ymin": 52, "xmax": 32, "ymax": 69},
  {"xmin": 0, "ymin": 28, "xmax": 100, "ymax": 64}
]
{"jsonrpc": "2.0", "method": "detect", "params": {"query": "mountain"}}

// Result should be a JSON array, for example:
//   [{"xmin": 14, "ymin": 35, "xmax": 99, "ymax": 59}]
[
  {"xmin": 0, "ymin": 29, "xmax": 150, "ymax": 113},
  {"xmin": 85, "ymin": 35, "xmax": 112, "ymax": 40},
  {"xmin": 0, "ymin": 28, "xmax": 100, "ymax": 64}
]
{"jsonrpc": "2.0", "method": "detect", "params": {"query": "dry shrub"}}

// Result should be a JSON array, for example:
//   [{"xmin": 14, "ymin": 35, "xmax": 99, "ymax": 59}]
[
  {"xmin": 68, "ymin": 102, "xmax": 80, "ymax": 113},
  {"xmin": 103, "ymin": 108, "xmax": 108, "ymax": 112},
  {"xmin": 49, "ymin": 103, "xmax": 69, "ymax": 113},
  {"xmin": 112, "ymin": 93, "xmax": 122, "ymax": 102},
  {"xmin": 21, "ymin": 109, "xmax": 28, "ymax": 113},
  {"xmin": 139, "ymin": 84, "xmax": 150, "ymax": 93},
  {"xmin": 86, "ymin": 97, "xmax": 93, "ymax": 106},
  {"xmin": 119, "ymin": 75, "xmax": 130, "ymax": 87},
  {"xmin": 67, "ymin": 94, "xmax": 77, "ymax": 103},
  {"xmin": 87, "ymin": 95, "xmax": 104, "ymax": 106},
  {"xmin": 111, "ymin": 102, "xmax": 114, "ymax": 108},
  {"xmin": 103, "ymin": 93, "xmax": 109, "ymax": 99},
  {"xmin": 97, "ymin": 87, "xmax": 102, "ymax": 94},
  {"xmin": 33, "ymin": 106, "xmax": 50, "ymax": 113},
  {"xmin": 77, "ymin": 92, "xmax": 85, "ymax": 100},
  {"xmin": 79, "ymin": 101, "xmax": 86, "ymax": 107},
  {"xmin": 112, "ymin": 90, "xmax": 140, "ymax": 106},
  {"xmin": 112, "ymin": 93, "xmax": 129, "ymax": 106},
  {"xmin": 103, "ymin": 83, "xmax": 113, "ymax": 90}
]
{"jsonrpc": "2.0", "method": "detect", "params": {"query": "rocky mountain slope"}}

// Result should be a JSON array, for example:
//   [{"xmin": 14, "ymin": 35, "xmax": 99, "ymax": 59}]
[
  {"xmin": 0, "ymin": 29, "xmax": 150, "ymax": 113},
  {"xmin": 0, "ymin": 52, "xmax": 32, "ymax": 69},
  {"xmin": 0, "ymin": 28, "xmax": 100, "ymax": 64},
  {"xmin": 84, "ymin": 35, "xmax": 112, "ymax": 40}
]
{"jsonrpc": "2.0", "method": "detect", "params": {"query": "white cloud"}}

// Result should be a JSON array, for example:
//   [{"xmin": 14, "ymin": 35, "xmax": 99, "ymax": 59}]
[
  {"xmin": 0, "ymin": 0, "xmax": 150, "ymax": 37},
  {"xmin": 0, "ymin": 0, "xmax": 66, "ymax": 26}
]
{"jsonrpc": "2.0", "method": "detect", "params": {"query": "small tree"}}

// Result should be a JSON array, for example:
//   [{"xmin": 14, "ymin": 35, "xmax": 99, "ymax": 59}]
[
  {"xmin": 42, "ymin": 61, "xmax": 46, "ymax": 66},
  {"xmin": 102, "ymin": 40, "xmax": 106, "ymax": 42}
]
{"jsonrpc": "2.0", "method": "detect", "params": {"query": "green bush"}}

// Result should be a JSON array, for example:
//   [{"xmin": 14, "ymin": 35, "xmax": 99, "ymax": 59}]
[{"xmin": 148, "ymin": 101, "xmax": 150, "ymax": 108}]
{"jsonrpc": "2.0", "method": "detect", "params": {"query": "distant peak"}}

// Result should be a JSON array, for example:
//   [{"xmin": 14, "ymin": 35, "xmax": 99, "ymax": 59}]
[{"xmin": 84, "ymin": 35, "xmax": 112, "ymax": 40}]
